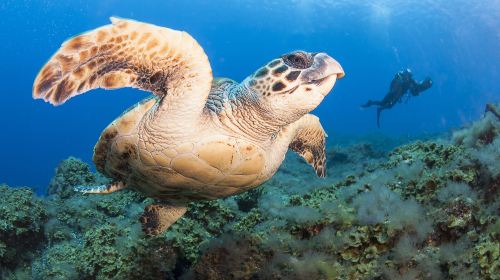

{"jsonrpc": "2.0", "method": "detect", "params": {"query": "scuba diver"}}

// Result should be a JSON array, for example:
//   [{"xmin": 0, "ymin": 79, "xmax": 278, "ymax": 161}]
[{"xmin": 361, "ymin": 69, "xmax": 432, "ymax": 128}]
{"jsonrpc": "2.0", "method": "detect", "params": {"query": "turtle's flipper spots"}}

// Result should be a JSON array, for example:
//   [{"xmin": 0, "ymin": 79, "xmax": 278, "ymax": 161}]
[
  {"xmin": 140, "ymin": 204, "xmax": 187, "ymax": 236},
  {"xmin": 74, "ymin": 181, "xmax": 126, "ymax": 194},
  {"xmin": 33, "ymin": 17, "xmax": 212, "ymax": 106},
  {"xmin": 288, "ymin": 114, "xmax": 327, "ymax": 178}
]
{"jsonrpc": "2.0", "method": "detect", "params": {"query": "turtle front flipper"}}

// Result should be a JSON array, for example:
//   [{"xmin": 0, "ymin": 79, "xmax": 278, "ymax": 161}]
[
  {"xmin": 286, "ymin": 114, "xmax": 327, "ymax": 177},
  {"xmin": 74, "ymin": 181, "xmax": 127, "ymax": 194},
  {"xmin": 33, "ymin": 17, "xmax": 213, "ymax": 126},
  {"xmin": 140, "ymin": 203, "xmax": 187, "ymax": 236}
]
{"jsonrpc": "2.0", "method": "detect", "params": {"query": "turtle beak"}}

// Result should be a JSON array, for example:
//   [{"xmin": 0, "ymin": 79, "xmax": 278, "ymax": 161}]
[
  {"xmin": 320, "ymin": 53, "xmax": 344, "ymax": 79},
  {"xmin": 302, "ymin": 53, "xmax": 344, "ymax": 96},
  {"xmin": 302, "ymin": 53, "xmax": 345, "ymax": 83},
  {"xmin": 333, "ymin": 60, "xmax": 345, "ymax": 79}
]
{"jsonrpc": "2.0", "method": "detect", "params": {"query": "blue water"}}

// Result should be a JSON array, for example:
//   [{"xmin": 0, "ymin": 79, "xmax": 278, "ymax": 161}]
[{"xmin": 1, "ymin": 0, "xmax": 499, "ymax": 192}]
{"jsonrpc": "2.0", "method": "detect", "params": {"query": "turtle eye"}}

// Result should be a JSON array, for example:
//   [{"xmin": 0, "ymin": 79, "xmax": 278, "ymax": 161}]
[{"xmin": 283, "ymin": 52, "xmax": 312, "ymax": 69}]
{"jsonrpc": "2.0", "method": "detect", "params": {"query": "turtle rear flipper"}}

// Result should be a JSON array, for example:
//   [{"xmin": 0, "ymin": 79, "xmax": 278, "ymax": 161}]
[
  {"xmin": 140, "ymin": 204, "xmax": 187, "ymax": 236},
  {"xmin": 74, "ymin": 181, "xmax": 127, "ymax": 194}
]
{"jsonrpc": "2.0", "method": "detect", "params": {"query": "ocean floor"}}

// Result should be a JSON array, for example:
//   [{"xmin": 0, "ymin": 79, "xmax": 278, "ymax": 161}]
[{"xmin": 1, "ymin": 104, "xmax": 499, "ymax": 280}]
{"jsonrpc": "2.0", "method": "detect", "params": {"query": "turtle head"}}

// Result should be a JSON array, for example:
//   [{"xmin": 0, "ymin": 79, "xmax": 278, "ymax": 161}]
[{"xmin": 243, "ymin": 51, "xmax": 344, "ymax": 123}]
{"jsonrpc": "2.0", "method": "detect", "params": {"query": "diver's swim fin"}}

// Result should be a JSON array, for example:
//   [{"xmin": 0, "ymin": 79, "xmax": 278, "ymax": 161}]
[
  {"xmin": 362, "ymin": 100, "xmax": 383, "ymax": 108},
  {"xmin": 362, "ymin": 100, "xmax": 374, "ymax": 108},
  {"xmin": 361, "ymin": 101, "xmax": 371, "ymax": 108}
]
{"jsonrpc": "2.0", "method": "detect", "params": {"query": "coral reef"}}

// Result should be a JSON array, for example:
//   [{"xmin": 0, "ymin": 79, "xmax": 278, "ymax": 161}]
[
  {"xmin": 1, "ymin": 104, "xmax": 499, "ymax": 279},
  {"xmin": 0, "ymin": 185, "xmax": 46, "ymax": 270}
]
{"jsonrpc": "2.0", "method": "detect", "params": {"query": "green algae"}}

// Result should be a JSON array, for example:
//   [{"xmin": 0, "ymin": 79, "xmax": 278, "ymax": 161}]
[
  {"xmin": 233, "ymin": 208, "xmax": 263, "ymax": 233},
  {"xmin": 0, "ymin": 185, "xmax": 46, "ymax": 269},
  {"xmin": 475, "ymin": 237, "xmax": 500, "ymax": 279}
]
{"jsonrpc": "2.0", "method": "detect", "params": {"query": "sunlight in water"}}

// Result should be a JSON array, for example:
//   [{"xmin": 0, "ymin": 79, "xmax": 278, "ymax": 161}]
[{"xmin": 369, "ymin": 2, "xmax": 391, "ymax": 21}]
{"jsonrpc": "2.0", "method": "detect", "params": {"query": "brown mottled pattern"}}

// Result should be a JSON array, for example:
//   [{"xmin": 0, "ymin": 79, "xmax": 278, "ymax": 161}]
[
  {"xmin": 248, "ymin": 60, "xmax": 305, "ymax": 96},
  {"xmin": 33, "ymin": 17, "xmax": 211, "ymax": 106},
  {"xmin": 139, "ymin": 204, "xmax": 187, "ymax": 236}
]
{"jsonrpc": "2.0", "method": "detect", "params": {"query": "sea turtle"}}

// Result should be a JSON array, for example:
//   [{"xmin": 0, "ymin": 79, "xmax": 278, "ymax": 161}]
[{"xmin": 33, "ymin": 18, "xmax": 344, "ymax": 235}]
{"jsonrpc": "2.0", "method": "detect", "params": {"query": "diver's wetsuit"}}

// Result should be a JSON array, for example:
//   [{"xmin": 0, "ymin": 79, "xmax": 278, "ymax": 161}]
[{"xmin": 361, "ymin": 69, "xmax": 432, "ymax": 128}]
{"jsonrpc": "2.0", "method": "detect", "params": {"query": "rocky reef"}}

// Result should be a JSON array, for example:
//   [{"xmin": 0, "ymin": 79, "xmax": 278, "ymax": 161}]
[{"xmin": 1, "ymin": 104, "xmax": 499, "ymax": 279}]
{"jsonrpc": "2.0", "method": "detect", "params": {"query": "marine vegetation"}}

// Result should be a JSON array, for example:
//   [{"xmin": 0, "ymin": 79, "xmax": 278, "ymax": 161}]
[{"xmin": 1, "ymin": 103, "xmax": 499, "ymax": 279}]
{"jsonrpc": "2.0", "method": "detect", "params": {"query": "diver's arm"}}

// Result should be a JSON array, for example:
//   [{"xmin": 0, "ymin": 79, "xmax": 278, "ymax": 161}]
[
  {"xmin": 412, "ymin": 78, "xmax": 433, "ymax": 96},
  {"xmin": 409, "ymin": 79, "xmax": 420, "ymax": 96},
  {"xmin": 361, "ymin": 100, "xmax": 382, "ymax": 108}
]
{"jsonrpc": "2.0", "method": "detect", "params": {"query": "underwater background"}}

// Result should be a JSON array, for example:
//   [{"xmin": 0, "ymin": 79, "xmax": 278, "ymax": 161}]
[{"xmin": 0, "ymin": 0, "xmax": 499, "ymax": 279}]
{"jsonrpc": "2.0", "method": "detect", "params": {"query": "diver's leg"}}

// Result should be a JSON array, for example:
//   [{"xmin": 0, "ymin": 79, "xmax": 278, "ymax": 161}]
[
  {"xmin": 377, "ymin": 107, "xmax": 385, "ymax": 128},
  {"xmin": 362, "ymin": 100, "xmax": 382, "ymax": 108}
]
